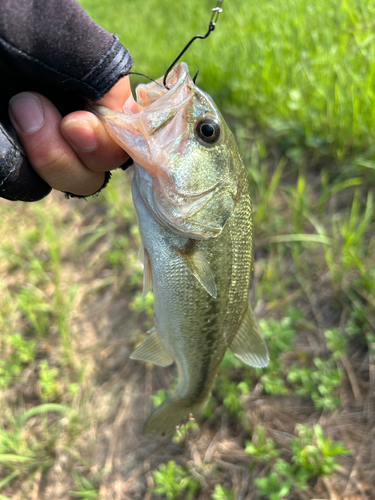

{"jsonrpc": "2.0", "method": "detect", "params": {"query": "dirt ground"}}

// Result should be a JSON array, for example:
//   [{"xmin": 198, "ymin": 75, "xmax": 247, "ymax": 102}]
[{"xmin": 2, "ymin": 165, "xmax": 375, "ymax": 500}]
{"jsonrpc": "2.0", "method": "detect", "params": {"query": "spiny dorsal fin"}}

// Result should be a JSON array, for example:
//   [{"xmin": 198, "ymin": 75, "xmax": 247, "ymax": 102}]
[
  {"xmin": 130, "ymin": 327, "xmax": 174, "ymax": 367},
  {"xmin": 230, "ymin": 305, "xmax": 269, "ymax": 368},
  {"xmin": 174, "ymin": 242, "xmax": 217, "ymax": 298}
]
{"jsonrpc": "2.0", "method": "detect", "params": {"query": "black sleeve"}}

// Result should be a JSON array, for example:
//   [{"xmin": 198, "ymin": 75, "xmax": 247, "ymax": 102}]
[{"xmin": 0, "ymin": 0, "xmax": 133, "ymax": 202}]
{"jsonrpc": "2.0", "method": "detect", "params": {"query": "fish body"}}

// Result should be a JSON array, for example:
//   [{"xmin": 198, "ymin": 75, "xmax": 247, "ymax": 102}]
[{"xmin": 90, "ymin": 63, "xmax": 269, "ymax": 437}]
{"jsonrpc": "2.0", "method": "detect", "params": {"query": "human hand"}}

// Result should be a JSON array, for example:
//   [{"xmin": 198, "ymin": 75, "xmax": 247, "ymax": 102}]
[
  {"xmin": 0, "ymin": 0, "xmax": 134, "ymax": 201},
  {"xmin": 8, "ymin": 76, "xmax": 139, "ymax": 197}
]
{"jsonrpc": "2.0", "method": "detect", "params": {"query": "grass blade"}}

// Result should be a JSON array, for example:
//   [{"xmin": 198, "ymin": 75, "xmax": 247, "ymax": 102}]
[
  {"xmin": 17, "ymin": 404, "xmax": 73, "ymax": 425},
  {"xmin": 267, "ymin": 234, "xmax": 337, "ymax": 247},
  {"xmin": 0, "ymin": 455, "xmax": 34, "ymax": 463},
  {"xmin": 0, "ymin": 471, "xmax": 19, "ymax": 490}
]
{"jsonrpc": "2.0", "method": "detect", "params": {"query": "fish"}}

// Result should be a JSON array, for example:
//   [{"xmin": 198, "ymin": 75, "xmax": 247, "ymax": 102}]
[{"xmin": 89, "ymin": 62, "xmax": 269, "ymax": 437}]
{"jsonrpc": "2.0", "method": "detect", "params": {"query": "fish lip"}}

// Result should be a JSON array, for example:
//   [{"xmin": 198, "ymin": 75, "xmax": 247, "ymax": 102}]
[
  {"xmin": 87, "ymin": 62, "xmax": 191, "ymax": 119},
  {"xmin": 88, "ymin": 62, "xmax": 194, "ymax": 145},
  {"xmin": 135, "ymin": 62, "xmax": 191, "ymax": 109}
]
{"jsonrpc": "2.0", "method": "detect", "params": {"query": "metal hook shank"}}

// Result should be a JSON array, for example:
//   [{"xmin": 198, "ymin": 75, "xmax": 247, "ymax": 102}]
[{"xmin": 163, "ymin": 0, "xmax": 224, "ymax": 89}]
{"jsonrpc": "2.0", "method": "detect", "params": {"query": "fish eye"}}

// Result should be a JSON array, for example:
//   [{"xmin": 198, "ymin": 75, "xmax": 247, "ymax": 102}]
[{"xmin": 195, "ymin": 118, "xmax": 221, "ymax": 144}]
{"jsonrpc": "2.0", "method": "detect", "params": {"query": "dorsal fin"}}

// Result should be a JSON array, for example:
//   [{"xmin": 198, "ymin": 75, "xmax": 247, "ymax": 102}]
[
  {"xmin": 230, "ymin": 305, "xmax": 269, "ymax": 368},
  {"xmin": 174, "ymin": 241, "xmax": 217, "ymax": 298}
]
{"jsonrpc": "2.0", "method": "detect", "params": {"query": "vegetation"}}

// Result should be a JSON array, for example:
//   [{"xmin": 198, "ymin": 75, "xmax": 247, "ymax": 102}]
[
  {"xmin": 245, "ymin": 425, "xmax": 350, "ymax": 499},
  {"xmin": 1, "ymin": 0, "xmax": 374, "ymax": 498},
  {"xmin": 151, "ymin": 461, "xmax": 201, "ymax": 500}
]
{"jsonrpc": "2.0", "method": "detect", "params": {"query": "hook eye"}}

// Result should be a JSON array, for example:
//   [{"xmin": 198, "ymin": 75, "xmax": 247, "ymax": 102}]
[{"xmin": 163, "ymin": 0, "xmax": 224, "ymax": 89}]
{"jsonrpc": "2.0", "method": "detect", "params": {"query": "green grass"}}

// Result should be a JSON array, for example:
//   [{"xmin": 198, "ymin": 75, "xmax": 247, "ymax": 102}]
[
  {"xmin": 246, "ymin": 424, "xmax": 350, "ymax": 500},
  {"xmin": 1, "ymin": 0, "xmax": 374, "ymax": 498},
  {"xmin": 81, "ymin": 0, "xmax": 375, "ymax": 161}
]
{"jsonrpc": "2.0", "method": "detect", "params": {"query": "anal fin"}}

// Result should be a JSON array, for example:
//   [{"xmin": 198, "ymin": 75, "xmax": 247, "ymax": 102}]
[
  {"xmin": 230, "ymin": 305, "xmax": 269, "ymax": 368},
  {"xmin": 130, "ymin": 327, "xmax": 174, "ymax": 367},
  {"xmin": 174, "ymin": 241, "xmax": 217, "ymax": 298}
]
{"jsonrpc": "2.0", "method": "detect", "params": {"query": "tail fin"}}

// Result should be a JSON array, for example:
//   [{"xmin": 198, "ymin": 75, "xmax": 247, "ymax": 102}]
[{"xmin": 142, "ymin": 395, "xmax": 208, "ymax": 438}]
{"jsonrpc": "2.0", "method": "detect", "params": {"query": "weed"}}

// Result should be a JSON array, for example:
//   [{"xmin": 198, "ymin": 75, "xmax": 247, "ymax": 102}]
[
  {"xmin": 256, "ymin": 314, "xmax": 299, "ymax": 396},
  {"xmin": 245, "ymin": 427, "xmax": 280, "ymax": 462},
  {"xmin": 0, "ymin": 334, "xmax": 36, "ymax": 388},
  {"xmin": 17, "ymin": 285, "xmax": 52, "ymax": 337},
  {"xmin": 173, "ymin": 419, "xmax": 200, "ymax": 444},
  {"xmin": 324, "ymin": 328, "xmax": 348, "ymax": 359},
  {"xmin": 220, "ymin": 379, "xmax": 246, "ymax": 415},
  {"xmin": 130, "ymin": 290, "xmax": 154, "ymax": 319},
  {"xmin": 0, "ymin": 404, "xmax": 72, "ymax": 478},
  {"xmin": 254, "ymin": 314, "xmax": 345, "ymax": 410},
  {"xmin": 291, "ymin": 424, "xmax": 349, "ymax": 476},
  {"xmin": 38, "ymin": 360, "xmax": 60, "ymax": 401},
  {"xmin": 69, "ymin": 469, "xmax": 102, "ymax": 499},
  {"xmin": 246, "ymin": 425, "xmax": 350, "ymax": 499},
  {"xmin": 287, "ymin": 357, "xmax": 343, "ymax": 410},
  {"xmin": 211, "ymin": 484, "xmax": 236, "ymax": 500},
  {"xmin": 150, "ymin": 387, "xmax": 172, "ymax": 408},
  {"xmin": 152, "ymin": 460, "xmax": 201, "ymax": 500},
  {"xmin": 255, "ymin": 468, "xmax": 293, "ymax": 500}
]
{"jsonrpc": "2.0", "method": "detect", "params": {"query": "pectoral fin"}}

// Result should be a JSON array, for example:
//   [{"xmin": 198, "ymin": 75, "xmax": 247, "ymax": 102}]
[
  {"xmin": 138, "ymin": 242, "xmax": 145, "ymax": 264},
  {"xmin": 142, "ymin": 248, "xmax": 153, "ymax": 299},
  {"xmin": 174, "ymin": 242, "xmax": 217, "ymax": 298},
  {"xmin": 139, "ymin": 243, "xmax": 153, "ymax": 299},
  {"xmin": 130, "ymin": 327, "xmax": 174, "ymax": 367},
  {"xmin": 230, "ymin": 305, "xmax": 269, "ymax": 368}
]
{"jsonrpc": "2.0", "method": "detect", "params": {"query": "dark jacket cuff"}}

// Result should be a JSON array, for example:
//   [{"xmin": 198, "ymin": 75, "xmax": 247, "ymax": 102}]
[
  {"xmin": 81, "ymin": 35, "xmax": 133, "ymax": 101},
  {"xmin": 0, "ymin": 123, "xmax": 52, "ymax": 202}
]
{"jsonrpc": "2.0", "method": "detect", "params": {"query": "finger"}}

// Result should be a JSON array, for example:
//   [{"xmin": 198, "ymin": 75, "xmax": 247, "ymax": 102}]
[
  {"xmin": 61, "ymin": 110, "xmax": 129, "ymax": 172},
  {"xmin": 9, "ymin": 92, "xmax": 105, "ymax": 196},
  {"xmin": 61, "ymin": 76, "xmax": 140, "ymax": 171},
  {"xmin": 98, "ymin": 75, "xmax": 140, "ymax": 113}
]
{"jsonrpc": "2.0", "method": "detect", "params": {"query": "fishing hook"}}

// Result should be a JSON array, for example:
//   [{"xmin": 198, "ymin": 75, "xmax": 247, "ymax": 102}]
[
  {"xmin": 163, "ymin": 0, "xmax": 224, "ymax": 89},
  {"xmin": 127, "ymin": 71, "xmax": 164, "ymax": 87}
]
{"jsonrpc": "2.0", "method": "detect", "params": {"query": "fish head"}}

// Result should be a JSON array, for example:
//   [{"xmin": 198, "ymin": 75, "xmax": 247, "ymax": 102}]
[{"xmin": 90, "ymin": 63, "xmax": 244, "ymax": 239}]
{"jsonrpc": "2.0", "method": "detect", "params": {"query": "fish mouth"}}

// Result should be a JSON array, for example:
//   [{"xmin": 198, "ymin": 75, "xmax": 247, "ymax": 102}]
[
  {"xmin": 135, "ymin": 63, "xmax": 190, "ymax": 108},
  {"xmin": 87, "ymin": 62, "xmax": 194, "ymax": 175}
]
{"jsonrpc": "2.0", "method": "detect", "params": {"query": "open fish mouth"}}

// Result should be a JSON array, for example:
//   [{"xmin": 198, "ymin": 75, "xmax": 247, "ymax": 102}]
[{"xmin": 87, "ymin": 63, "xmax": 195, "ymax": 171}]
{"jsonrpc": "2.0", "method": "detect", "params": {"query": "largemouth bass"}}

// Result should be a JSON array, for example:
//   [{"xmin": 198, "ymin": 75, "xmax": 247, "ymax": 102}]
[{"xmin": 90, "ymin": 63, "xmax": 269, "ymax": 437}]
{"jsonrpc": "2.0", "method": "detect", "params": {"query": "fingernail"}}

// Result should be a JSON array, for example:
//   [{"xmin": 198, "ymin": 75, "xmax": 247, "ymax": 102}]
[
  {"xmin": 62, "ymin": 119, "xmax": 98, "ymax": 152},
  {"xmin": 9, "ymin": 92, "xmax": 44, "ymax": 134}
]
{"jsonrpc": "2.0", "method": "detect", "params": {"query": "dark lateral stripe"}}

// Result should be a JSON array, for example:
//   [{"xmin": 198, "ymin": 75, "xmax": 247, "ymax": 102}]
[{"xmin": 191, "ymin": 297, "xmax": 220, "ymax": 400}]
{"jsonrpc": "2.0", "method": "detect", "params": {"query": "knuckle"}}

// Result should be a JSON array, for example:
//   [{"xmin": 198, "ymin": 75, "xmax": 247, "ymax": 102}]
[
  {"xmin": 32, "ymin": 147, "xmax": 73, "ymax": 175},
  {"xmin": 25, "ymin": 139, "xmax": 105, "ymax": 195},
  {"xmin": 83, "ymin": 148, "xmax": 128, "ymax": 172}
]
